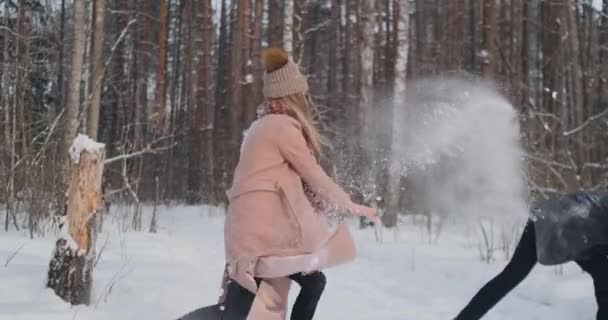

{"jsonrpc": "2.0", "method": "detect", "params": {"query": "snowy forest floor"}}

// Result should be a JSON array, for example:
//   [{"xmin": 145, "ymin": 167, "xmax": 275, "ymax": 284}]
[{"xmin": 0, "ymin": 205, "xmax": 599, "ymax": 320}]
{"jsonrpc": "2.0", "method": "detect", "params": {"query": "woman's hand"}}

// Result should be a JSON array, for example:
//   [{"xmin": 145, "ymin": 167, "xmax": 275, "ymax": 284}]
[{"xmin": 348, "ymin": 203, "xmax": 378, "ymax": 223}]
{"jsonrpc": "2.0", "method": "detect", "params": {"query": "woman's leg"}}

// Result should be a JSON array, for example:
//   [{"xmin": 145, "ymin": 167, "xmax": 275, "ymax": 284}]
[
  {"xmin": 220, "ymin": 279, "xmax": 258, "ymax": 319},
  {"xmin": 576, "ymin": 249, "xmax": 608, "ymax": 320},
  {"xmin": 288, "ymin": 272, "xmax": 327, "ymax": 320},
  {"xmin": 455, "ymin": 220, "xmax": 538, "ymax": 320},
  {"xmin": 248, "ymin": 277, "xmax": 292, "ymax": 320}
]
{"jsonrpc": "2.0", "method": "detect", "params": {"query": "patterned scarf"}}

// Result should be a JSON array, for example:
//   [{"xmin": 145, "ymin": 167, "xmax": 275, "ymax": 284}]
[{"xmin": 257, "ymin": 99, "xmax": 290, "ymax": 118}]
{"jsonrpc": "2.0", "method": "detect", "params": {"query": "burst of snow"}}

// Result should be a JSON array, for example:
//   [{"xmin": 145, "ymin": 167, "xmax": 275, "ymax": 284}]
[{"xmin": 69, "ymin": 134, "xmax": 105, "ymax": 164}]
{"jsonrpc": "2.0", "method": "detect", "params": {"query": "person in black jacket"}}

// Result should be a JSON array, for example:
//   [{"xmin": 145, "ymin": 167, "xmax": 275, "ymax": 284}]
[{"xmin": 455, "ymin": 191, "xmax": 608, "ymax": 320}]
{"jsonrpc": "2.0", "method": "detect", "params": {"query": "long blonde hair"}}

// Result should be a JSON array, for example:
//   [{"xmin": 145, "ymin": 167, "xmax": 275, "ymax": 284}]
[
  {"xmin": 278, "ymin": 93, "xmax": 324, "ymax": 159},
  {"xmin": 261, "ymin": 47, "xmax": 324, "ymax": 158}
]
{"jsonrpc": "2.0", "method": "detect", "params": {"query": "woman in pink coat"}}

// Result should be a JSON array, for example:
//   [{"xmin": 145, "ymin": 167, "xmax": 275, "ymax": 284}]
[{"xmin": 221, "ymin": 48, "xmax": 377, "ymax": 320}]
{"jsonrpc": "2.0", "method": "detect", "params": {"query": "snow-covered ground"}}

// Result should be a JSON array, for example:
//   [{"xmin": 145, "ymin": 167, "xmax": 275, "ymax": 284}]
[{"xmin": 0, "ymin": 206, "xmax": 598, "ymax": 320}]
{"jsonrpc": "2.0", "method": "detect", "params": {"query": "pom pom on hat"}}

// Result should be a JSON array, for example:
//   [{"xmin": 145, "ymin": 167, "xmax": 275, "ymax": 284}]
[{"xmin": 262, "ymin": 48, "xmax": 289, "ymax": 73}]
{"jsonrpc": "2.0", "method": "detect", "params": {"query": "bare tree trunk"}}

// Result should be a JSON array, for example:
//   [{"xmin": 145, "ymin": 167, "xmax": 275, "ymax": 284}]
[
  {"xmin": 202, "ymin": 0, "xmax": 216, "ymax": 203},
  {"xmin": 47, "ymin": 136, "xmax": 105, "ymax": 305},
  {"xmin": 3, "ymin": 0, "xmax": 17, "ymax": 232},
  {"xmin": 155, "ymin": 0, "xmax": 169, "ymax": 135},
  {"xmin": 385, "ymin": 0, "xmax": 409, "ymax": 228},
  {"xmin": 229, "ymin": 0, "xmax": 249, "ymax": 173},
  {"xmin": 87, "ymin": 0, "xmax": 107, "ymax": 140},
  {"xmin": 446, "ymin": 0, "xmax": 464, "ymax": 69},
  {"xmin": 149, "ymin": 177, "xmax": 159, "ymax": 233},
  {"xmin": 248, "ymin": 0, "xmax": 264, "ymax": 120},
  {"xmin": 58, "ymin": 0, "xmax": 66, "ymax": 111},
  {"xmin": 189, "ymin": 0, "xmax": 214, "ymax": 203},
  {"xmin": 268, "ymin": 0, "xmax": 282, "ymax": 47},
  {"xmin": 213, "ymin": 0, "xmax": 230, "ymax": 201},
  {"xmin": 482, "ymin": 0, "xmax": 498, "ymax": 77},
  {"xmin": 566, "ymin": 3, "xmax": 584, "ymax": 184},
  {"xmin": 293, "ymin": 0, "xmax": 308, "ymax": 66},
  {"xmin": 184, "ymin": 0, "xmax": 194, "ymax": 121},
  {"xmin": 12, "ymin": 0, "xmax": 27, "ymax": 221},
  {"xmin": 283, "ymin": 0, "xmax": 294, "ymax": 55},
  {"xmin": 62, "ymin": 0, "xmax": 87, "ymax": 183},
  {"xmin": 328, "ymin": 0, "xmax": 341, "ymax": 119},
  {"xmin": 415, "ymin": 0, "xmax": 426, "ymax": 75},
  {"xmin": 600, "ymin": 0, "xmax": 608, "ymax": 95},
  {"xmin": 360, "ymin": 0, "xmax": 376, "ymax": 196},
  {"xmin": 151, "ymin": 0, "xmax": 169, "ymax": 208}
]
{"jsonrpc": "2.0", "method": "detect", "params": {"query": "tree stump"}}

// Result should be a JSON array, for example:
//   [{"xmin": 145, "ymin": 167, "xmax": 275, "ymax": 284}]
[{"xmin": 47, "ymin": 134, "xmax": 105, "ymax": 305}]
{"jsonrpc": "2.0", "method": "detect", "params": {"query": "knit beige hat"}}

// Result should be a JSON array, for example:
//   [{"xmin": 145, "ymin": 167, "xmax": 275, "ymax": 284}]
[{"xmin": 262, "ymin": 48, "xmax": 309, "ymax": 99}]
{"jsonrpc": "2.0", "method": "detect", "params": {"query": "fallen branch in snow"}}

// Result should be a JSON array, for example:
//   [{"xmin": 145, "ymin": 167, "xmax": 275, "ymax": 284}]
[{"xmin": 4, "ymin": 244, "xmax": 24, "ymax": 267}]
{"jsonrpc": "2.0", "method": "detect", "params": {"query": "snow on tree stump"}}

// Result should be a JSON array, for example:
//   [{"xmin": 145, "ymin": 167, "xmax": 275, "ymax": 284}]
[{"xmin": 47, "ymin": 134, "xmax": 105, "ymax": 305}]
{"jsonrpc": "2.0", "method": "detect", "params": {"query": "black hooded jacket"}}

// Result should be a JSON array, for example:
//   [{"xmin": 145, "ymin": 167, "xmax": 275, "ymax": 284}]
[{"xmin": 531, "ymin": 191, "xmax": 608, "ymax": 265}]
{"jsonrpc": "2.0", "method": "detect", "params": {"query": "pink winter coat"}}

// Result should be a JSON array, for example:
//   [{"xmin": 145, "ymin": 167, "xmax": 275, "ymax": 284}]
[{"xmin": 224, "ymin": 114, "xmax": 358, "ymax": 319}]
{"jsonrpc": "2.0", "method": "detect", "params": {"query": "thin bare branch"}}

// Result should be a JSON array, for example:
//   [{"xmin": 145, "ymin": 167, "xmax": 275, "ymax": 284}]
[
  {"xmin": 563, "ymin": 108, "xmax": 608, "ymax": 136},
  {"xmin": 525, "ymin": 154, "xmax": 574, "ymax": 170},
  {"xmin": 4, "ymin": 244, "xmax": 24, "ymax": 267},
  {"xmin": 104, "ymin": 143, "xmax": 175, "ymax": 165}
]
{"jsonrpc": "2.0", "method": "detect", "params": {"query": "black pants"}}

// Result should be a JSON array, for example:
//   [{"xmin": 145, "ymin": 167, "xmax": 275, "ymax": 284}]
[
  {"xmin": 455, "ymin": 220, "xmax": 608, "ymax": 320},
  {"xmin": 221, "ymin": 272, "xmax": 327, "ymax": 320}
]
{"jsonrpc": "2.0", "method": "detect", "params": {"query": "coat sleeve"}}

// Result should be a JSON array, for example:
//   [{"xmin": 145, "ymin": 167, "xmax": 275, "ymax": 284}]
[{"xmin": 276, "ymin": 117, "xmax": 353, "ymax": 210}]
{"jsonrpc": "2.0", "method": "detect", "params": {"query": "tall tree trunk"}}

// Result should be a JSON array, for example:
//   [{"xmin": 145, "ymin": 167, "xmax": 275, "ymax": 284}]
[
  {"xmin": 566, "ymin": 2, "xmax": 584, "ymax": 185},
  {"xmin": 360, "ymin": 0, "xmax": 376, "ymax": 196},
  {"xmin": 213, "ymin": 0, "xmax": 230, "ymax": 200},
  {"xmin": 87, "ymin": 0, "xmax": 107, "ymax": 140},
  {"xmin": 482, "ymin": 0, "xmax": 498, "ymax": 77},
  {"xmin": 446, "ymin": 0, "xmax": 464, "ymax": 69},
  {"xmin": 249, "ymin": 0, "xmax": 264, "ymax": 118},
  {"xmin": 183, "ymin": 0, "xmax": 194, "ymax": 121},
  {"xmin": 541, "ymin": 0, "xmax": 568, "ymax": 189},
  {"xmin": 13, "ymin": 0, "xmax": 27, "ymax": 201},
  {"xmin": 283, "ymin": 0, "xmax": 294, "ymax": 54},
  {"xmin": 328, "ymin": 0, "xmax": 340, "ymax": 115},
  {"xmin": 3, "ymin": 0, "xmax": 17, "ymax": 231},
  {"xmin": 415, "ymin": 0, "xmax": 427, "ymax": 75},
  {"xmin": 293, "ymin": 0, "xmax": 307, "ymax": 65},
  {"xmin": 520, "ymin": 0, "xmax": 530, "ymax": 108},
  {"xmin": 153, "ymin": 0, "xmax": 169, "ymax": 205},
  {"xmin": 268, "ymin": 0, "xmax": 282, "ymax": 47},
  {"xmin": 155, "ymin": 0, "xmax": 169, "ymax": 135},
  {"xmin": 385, "ymin": 0, "xmax": 409, "ymax": 228},
  {"xmin": 58, "ymin": 0, "xmax": 66, "ymax": 112},
  {"xmin": 600, "ymin": 0, "xmax": 608, "ymax": 95},
  {"xmin": 62, "ymin": 0, "xmax": 86, "ymax": 183},
  {"xmin": 201, "ymin": 0, "xmax": 215, "ymax": 203},
  {"xmin": 229, "ymin": 0, "xmax": 250, "ymax": 174},
  {"xmin": 188, "ymin": 0, "xmax": 214, "ymax": 203}
]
